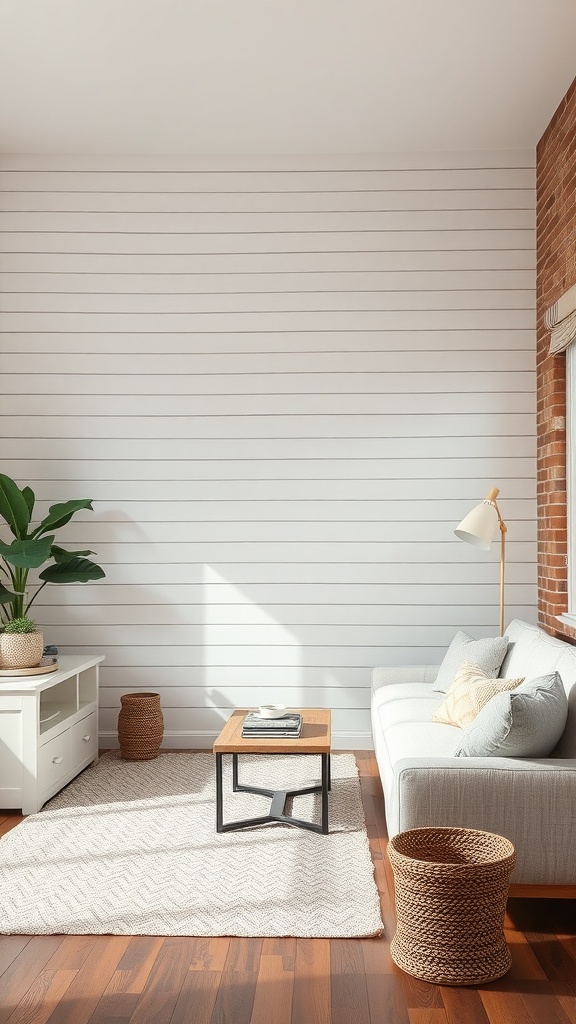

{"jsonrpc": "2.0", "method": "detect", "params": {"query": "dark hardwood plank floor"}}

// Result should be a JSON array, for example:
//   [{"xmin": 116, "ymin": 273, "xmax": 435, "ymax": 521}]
[{"xmin": 0, "ymin": 749, "xmax": 574, "ymax": 1023}]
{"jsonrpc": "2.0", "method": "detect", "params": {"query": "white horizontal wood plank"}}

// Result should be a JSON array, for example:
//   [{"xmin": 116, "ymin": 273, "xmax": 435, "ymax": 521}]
[
  {"xmin": 65, "ymin": 635, "xmax": 523, "ymax": 667},
  {"xmin": 58, "ymin": 622, "xmax": 529, "ymax": 647},
  {"xmin": 0, "ymin": 188, "xmax": 535, "ymax": 214},
  {"xmin": 0, "ymin": 416, "xmax": 536, "ymax": 443},
  {"xmin": 25, "ymin": 497, "xmax": 537, "ymax": 523},
  {"xmin": 3, "ymin": 456, "xmax": 537, "ymax": 481},
  {"xmin": 0, "ymin": 270, "xmax": 536, "ymax": 297},
  {"xmin": 38, "ymin": 540, "xmax": 537, "ymax": 563},
  {"xmin": 0, "ymin": 310, "xmax": 535, "ymax": 334},
  {"xmin": 0, "ymin": 290, "xmax": 535, "ymax": 315},
  {"xmin": 39, "ymin": 579, "xmax": 537, "ymax": 605},
  {"xmin": 0, "ymin": 209, "xmax": 537, "ymax": 234},
  {"xmin": 0, "ymin": 229, "xmax": 535, "ymax": 255},
  {"xmin": 0, "ymin": 391, "xmax": 536, "ymax": 417},
  {"xmin": 0, "ymin": 149, "xmax": 534, "ymax": 166},
  {"xmin": 96, "ymin": 665, "xmax": 371, "ymax": 689},
  {"xmin": 26, "ymin": 558, "xmax": 539, "ymax": 595},
  {"xmin": 0, "ymin": 369, "xmax": 535, "ymax": 394},
  {"xmin": 21, "ymin": 476, "xmax": 536, "ymax": 502},
  {"xmin": 0, "ymin": 158, "xmax": 537, "ymax": 747},
  {"xmin": 86, "ymin": 560, "xmax": 536, "ymax": 586},
  {"xmin": 58, "ymin": 519, "xmax": 537, "ymax": 544},
  {"xmin": 0, "ymin": 349, "xmax": 536, "ymax": 374},
  {"xmin": 60, "ymin": 512, "xmax": 537, "ymax": 544},
  {"xmin": 0, "ymin": 249, "xmax": 536, "ymax": 275},
  {"xmin": 38, "ymin": 600, "xmax": 536, "ymax": 628},
  {"xmin": 38, "ymin": 582, "xmax": 537, "ymax": 608},
  {"xmin": 0, "ymin": 437, "xmax": 536, "ymax": 462},
  {"xmin": 0, "ymin": 328, "xmax": 536, "ymax": 353},
  {"xmin": 0, "ymin": 161, "xmax": 536, "ymax": 187}
]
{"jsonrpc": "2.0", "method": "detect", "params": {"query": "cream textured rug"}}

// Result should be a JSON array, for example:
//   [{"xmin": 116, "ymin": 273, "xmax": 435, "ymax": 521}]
[{"xmin": 0, "ymin": 751, "xmax": 383, "ymax": 938}]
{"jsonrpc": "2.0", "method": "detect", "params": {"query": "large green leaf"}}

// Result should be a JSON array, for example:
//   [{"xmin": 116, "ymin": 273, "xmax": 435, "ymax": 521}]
[
  {"xmin": 51, "ymin": 544, "xmax": 96, "ymax": 562},
  {"xmin": 0, "ymin": 474, "xmax": 31, "ymax": 539},
  {"xmin": 0, "ymin": 583, "xmax": 17, "ymax": 605},
  {"xmin": 39, "ymin": 556, "xmax": 105, "ymax": 584},
  {"xmin": 0, "ymin": 536, "xmax": 54, "ymax": 568},
  {"xmin": 32, "ymin": 499, "xmax": 95, "ymax": 538},
  {"xmin": 22, "ymin": 487, "xmax": 35, "ymax": 519}
]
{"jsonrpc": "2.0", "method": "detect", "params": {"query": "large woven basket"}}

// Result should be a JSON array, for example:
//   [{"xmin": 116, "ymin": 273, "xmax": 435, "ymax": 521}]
[
  {"xmin": 118, "ymin": 691, "xmax": 164, "ymax": 761},
  {"xmin": 388, "ymin": 827, "xmax": 516, "ymax": 986}
]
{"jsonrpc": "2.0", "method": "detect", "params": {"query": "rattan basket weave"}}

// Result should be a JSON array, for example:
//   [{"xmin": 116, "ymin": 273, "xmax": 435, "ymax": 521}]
[
  {"xmin": 388, "ymin": 827, "xmax": 515, "ymax": 985},
  {"xmin": 0, "ymin": 631, "xmax": 44, "ymax": 670},
  {"xmin": 118, "ymin": 691, "xmax": 164, "ymax": 761}
]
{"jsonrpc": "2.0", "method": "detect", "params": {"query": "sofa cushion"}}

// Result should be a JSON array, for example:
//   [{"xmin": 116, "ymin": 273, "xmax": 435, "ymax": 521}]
[
  {"xmin": 500, "ymin": 620, "xmax": 576, "ymax": 690},
  {"xmin": 499, "ymin": 619, "xmax": 576, "ymax": 757},
  {"xmin": 377, "ymin": 719, "xmax": 463, "ymax": 768},
  {"xmin": 432, "ymin": 631, "xmax": 509, "ymax": 693},
  {"xmin": 372, "ymin": 682, "xmax": 442, "ymax": 729},
  {"xmin": 432, "ymin": 659, "xmax": 524, "ymax": 728},
  {"xmin": 454, "ymin": 671, "xmax": 568, "ymax": 758}
]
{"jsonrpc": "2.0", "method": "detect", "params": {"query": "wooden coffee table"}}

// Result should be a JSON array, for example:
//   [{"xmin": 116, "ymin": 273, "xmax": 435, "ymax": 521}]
[{"xmin": 213, "ymin": 708, "xmax": 331, "ymax": 834}]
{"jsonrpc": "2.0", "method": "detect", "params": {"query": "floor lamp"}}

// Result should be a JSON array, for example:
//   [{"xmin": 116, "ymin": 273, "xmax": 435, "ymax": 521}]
[{"xmin": 454, "ymin": 487, "xmax": 508, "ymax": 636}]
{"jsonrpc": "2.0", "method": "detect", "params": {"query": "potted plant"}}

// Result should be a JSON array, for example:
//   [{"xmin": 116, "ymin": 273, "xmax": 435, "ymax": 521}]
[
  {"xmin": 0, "ymin": 474, "xmax": 105, "ymax": 647},
  {"xmin": 0, "ymin": 615, "xmax": 44, "ymax": 669}
]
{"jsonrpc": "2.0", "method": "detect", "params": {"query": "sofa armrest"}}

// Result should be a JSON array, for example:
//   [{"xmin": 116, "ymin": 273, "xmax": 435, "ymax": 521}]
[
  {"xmin": 372, "ymin": 664, "xmax": 439, "ymax": 693},
  {"xmin": 392, "ymin": 756, "xmax": 576, "ymax": 884}
]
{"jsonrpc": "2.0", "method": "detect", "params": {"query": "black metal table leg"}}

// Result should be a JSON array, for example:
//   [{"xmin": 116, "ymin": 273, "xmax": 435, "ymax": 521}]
[
  {"xmin": 215, "ymin": 752, "xmax": 331, "ymax": 835},
  {"xmin": 321, "ymin": 753, "xmax": 329, "ymax": 834},
  {"xmin": 216, "ymin": 752, "xmax": 224, "ymax": 833}
]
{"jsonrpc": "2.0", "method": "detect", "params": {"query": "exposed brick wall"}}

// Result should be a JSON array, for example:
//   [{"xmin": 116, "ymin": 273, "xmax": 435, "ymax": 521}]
[{"xmin": 536, "ymin": 76, "xmax": 576, "ymax": 638}]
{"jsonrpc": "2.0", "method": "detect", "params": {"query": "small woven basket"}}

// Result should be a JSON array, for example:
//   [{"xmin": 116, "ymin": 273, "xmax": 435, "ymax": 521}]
[
  {"xmin": 118, "ymin": 692, "xmax": 164, "ymax": 761},
  {"xmin": 388, "ymin": 827, "xmax": 515, "ymax": 986},
  {"xmin": 0, "ymin": 631, "xmax": 44, "ymax": 670}
]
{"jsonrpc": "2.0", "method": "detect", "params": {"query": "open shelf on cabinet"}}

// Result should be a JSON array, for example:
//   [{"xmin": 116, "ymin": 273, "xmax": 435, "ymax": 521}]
[{"xmin": 0, "ymin": 654, "xmax": 104, "ymax": 814}]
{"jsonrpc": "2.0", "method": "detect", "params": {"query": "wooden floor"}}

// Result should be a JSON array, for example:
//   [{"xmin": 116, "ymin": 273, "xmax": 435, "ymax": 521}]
[{"xmin": 0, "ymin": 750, "xmax": 575, "ymax": 1024}]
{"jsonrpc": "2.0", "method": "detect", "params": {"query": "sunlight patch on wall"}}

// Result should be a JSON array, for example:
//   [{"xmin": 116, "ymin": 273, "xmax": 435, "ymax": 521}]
[{"xmin": 203, "ymin": 565, "xmax": 303, "ymax": 702}]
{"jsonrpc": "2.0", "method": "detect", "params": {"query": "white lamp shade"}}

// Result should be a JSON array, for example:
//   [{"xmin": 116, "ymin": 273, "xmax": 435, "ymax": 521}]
[{"xmin": 454, "ymin": 500, "xmax": 498, "ymax": 551}]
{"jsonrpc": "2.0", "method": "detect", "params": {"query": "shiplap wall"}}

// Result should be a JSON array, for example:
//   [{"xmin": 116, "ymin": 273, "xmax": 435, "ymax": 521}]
[{"xmin": 0, "ymin": 153, "xmax": 537, "ymax": 747}]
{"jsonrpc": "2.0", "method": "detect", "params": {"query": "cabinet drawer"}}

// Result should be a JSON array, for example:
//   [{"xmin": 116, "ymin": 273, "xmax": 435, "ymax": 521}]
[
  {"xmin": 71, "ymin": 713, "xmax": 97, "ymax": 767},
  {"xmin": 38, "ymin": 731, "xmax": 70, "ymax": 790}
]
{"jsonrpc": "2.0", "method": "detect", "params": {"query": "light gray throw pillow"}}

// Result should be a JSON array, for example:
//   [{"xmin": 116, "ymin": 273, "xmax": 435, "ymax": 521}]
[
  {"xmin": 432, "ymin": 631, "xmax": 509, "ymax": 693},
  {"xmin": 454, "ymin": 671, "xmax": 568, "ymax": 758}
]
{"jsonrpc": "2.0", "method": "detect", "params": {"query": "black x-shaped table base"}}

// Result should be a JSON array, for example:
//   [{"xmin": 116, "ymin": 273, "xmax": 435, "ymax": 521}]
[{"xmin": 215, "ymin": 751, "xmax": 331, "ymax": 834}]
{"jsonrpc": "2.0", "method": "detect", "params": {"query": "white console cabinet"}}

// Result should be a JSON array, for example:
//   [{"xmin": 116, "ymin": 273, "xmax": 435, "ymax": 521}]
[{"xmin": 0, "ymin": 654, "xmax": 104, "ymax": 815}]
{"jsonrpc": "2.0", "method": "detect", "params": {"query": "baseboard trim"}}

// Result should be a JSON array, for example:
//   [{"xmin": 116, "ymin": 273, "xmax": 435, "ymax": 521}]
[{"xmin": 509, "ymin": 884, "xmax": 576, "ymax": 899}]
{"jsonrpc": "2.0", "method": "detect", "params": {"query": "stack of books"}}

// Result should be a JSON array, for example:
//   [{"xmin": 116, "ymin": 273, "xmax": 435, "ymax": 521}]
[{"xmin": 242, "ymin": 711, "xmax": 302, "ymax": 738}]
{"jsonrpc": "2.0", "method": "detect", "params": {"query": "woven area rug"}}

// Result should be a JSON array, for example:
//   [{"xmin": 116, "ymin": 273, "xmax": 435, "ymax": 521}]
[{"xmin": 0, "ymin": 751, "xmax": 383, "ymax": 938}]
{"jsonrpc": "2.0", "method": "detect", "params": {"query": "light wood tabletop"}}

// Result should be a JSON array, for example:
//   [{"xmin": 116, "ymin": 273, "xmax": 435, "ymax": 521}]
[{"xmin": 213, "ymin": 708, "xmax": 331, "ymax": 755}]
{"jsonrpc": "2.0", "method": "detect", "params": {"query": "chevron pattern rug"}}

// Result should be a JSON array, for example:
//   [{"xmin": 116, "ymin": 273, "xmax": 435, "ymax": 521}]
[{"xmin": 0, "ymin": 751, "xmax": 383, "ymax": 938}]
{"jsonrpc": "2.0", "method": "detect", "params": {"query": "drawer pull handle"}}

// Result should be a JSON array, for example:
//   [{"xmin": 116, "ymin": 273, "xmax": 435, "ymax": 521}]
[
  {"xmin": 52, "ymin": 756, "xmax": 63, "ymax": 765},
  {"xmin": 82, "ymin": 734, "xmax": 91, "ymax": 742}
]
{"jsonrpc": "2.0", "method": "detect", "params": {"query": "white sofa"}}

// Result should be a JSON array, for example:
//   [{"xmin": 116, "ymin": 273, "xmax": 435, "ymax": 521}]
[{"xmin": 371, "ymin": 619, "xmax": 576, "ymax": 886}]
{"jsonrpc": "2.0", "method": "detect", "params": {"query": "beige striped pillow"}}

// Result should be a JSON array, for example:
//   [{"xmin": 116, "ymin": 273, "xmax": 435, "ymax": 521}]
[{"xmin": 432, "ymin": 660, "xmax": 525, "ymax": 729}]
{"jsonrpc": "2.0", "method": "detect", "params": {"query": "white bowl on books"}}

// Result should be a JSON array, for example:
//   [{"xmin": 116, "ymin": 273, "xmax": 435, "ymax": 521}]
[{"xmin": 258, "ymin": 704, "xmax": 287, "ymax": 719}]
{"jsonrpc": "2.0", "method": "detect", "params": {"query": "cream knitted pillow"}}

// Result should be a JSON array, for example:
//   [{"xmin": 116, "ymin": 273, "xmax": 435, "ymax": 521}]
[{"xmin": 432, "ymin": 660, "xmax": 525, "ymax": 729}]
